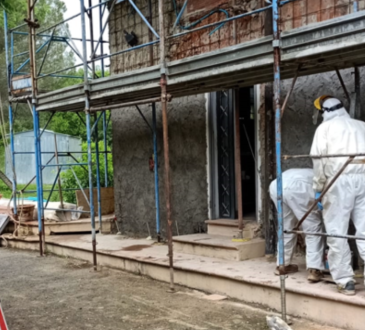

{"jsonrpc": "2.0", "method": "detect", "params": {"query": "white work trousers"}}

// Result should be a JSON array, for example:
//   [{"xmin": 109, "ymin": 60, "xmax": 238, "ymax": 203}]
[
  {"xmin": 272, "ymin": 181, "xmax": 325, "ymax": 270},
  {"xmin": 322, "ymin": 174, "xmax": 365, "ymax": 286}
]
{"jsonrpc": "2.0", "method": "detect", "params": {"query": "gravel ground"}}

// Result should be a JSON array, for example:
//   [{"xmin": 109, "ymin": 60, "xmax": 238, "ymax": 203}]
[{"xmin": 0, "ymin": 248, "xmax": 340, "ymax": 330}]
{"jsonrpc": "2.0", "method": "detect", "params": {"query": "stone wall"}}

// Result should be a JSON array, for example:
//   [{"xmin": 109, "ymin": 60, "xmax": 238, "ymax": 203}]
[{"xmin": 112, "ymin": 95, "xmax": 208, "ymax": 237}]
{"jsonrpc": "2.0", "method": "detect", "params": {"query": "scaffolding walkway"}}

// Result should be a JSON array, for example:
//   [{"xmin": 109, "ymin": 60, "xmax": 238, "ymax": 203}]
[{"xmin": 3, "ymin": 0, "xmax": 365, "ymax": 324}]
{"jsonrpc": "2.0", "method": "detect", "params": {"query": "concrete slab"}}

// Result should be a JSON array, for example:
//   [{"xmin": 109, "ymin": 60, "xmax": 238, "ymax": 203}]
[
  {"xmin": 3, "ymin": 234, "xmax": 365, "ymax": 330},
  {"xmin": 173, "ymin": 233, "xmax": 265, "ymax": 261}
]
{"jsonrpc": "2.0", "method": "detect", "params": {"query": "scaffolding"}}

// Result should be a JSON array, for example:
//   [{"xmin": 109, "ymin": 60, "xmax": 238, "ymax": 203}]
[{"xmin": 3, "ymin": 0, "xmax": 365, "ymax": 322}]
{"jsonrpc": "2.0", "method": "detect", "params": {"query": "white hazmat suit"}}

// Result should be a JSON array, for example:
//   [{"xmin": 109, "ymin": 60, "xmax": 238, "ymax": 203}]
[
  {"xmin": 269, "ymin": 168, "xmax": 325, "ymax": 270},
  {"xmin": 310, "ymin": 98, "xmax": 365, "ymax": 286}
]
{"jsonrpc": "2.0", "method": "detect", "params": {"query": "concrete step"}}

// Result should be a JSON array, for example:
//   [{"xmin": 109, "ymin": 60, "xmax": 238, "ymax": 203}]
[
  {"xmin": 173, "ymin": 233, "xmax": 265, "ymax": 261},
  {"xmin": 205, "ymin": 219, "xmax": 259, "ymax": 238}
]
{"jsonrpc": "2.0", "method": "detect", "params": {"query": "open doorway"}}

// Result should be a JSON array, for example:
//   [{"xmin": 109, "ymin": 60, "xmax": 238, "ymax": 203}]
[
  {"xmin": 238, "ymin": 87, "xmax": 256, "ymax": 219},
  {"xmin": 208, "ymin": 87, "xmax": 256, "ymax": 220}
]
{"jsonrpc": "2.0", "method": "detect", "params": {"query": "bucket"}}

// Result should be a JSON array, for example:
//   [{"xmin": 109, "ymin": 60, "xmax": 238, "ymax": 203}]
[{"xmin": 11, "ymin": 204, "xmax": 35, "ymax": 222}]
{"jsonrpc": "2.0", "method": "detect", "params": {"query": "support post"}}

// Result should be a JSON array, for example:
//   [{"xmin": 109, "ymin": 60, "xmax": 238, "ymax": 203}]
[
  {"xmin": 234, "ymin": 90, "xmax": 244, "ymax": 236},
  {"xmin": 94, "ymin": 113, "xmax": 102, "ymax": 232},
  {"xmin": 27, "ymin": 0, "xmax": 44, "ymax": 255},
  {"xmin": 4, "ymin": 12, "xmax": 18, "ymax": 221},
  {"xmin": 152, "ymin": 103, "xmax": 161, "ymax": 242},
  {"xmin": 272, "ymin": 0, "xmax": 287, "ymax": 322},
  {"xmin": 158, "ymin": 0, "xmax": 174, "ymax": 291},
  {"xmin": 80, "ymin": 0, "xmax": 97, "ymax": 270},
  {"xmin": 354, "ymin": 1, "xmax": 359, "ymax": 12},
  {"xmin": 354, "ymin": 67, "xmax": 361, "ymax": 120}
]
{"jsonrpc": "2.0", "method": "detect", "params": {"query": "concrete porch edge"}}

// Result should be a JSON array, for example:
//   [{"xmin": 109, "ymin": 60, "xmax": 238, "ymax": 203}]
[{"xmin": 3, "ymin": 236, "xmax": 364, "ymax": 330}]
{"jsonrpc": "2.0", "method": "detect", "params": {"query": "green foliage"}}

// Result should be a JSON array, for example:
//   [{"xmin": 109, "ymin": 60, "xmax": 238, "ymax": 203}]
[{"xmin": 61, "ymin": 141, "xmax": 113, "ymax": 204}]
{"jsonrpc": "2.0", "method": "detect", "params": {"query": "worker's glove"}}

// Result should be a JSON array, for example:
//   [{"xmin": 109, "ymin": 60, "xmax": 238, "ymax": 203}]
[{"xmin": 315, "ymin": 192, "xmax": 323, "ymax": 211}]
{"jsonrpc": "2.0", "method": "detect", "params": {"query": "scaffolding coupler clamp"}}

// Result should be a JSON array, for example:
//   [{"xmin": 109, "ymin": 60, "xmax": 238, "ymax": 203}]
[{"xmin": 24, "ymin": 18, "xmax": 40, "ymax": 29}]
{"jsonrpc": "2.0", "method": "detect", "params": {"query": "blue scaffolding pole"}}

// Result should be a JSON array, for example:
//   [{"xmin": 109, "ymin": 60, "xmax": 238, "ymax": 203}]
[
  {"xmin": 80, "ymin": 0, "xmax": 97, "ymax": 270},
  {"xmin": 3, "ymin": 12, "xmax": 17, "ymax": 219},
  {"xmin": 272, "ymin": 0, "xmax": 287, "ymax": 322}
]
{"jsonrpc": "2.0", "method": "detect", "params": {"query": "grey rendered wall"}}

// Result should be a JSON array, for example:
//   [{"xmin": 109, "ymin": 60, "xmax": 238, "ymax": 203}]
[
  {"xmin": 281, "ymin": 68, "xmax": 362, "ymax": 171},
  {"xmin": 112, "ymin": 95, "xmax": 208, "ymax": 237}
]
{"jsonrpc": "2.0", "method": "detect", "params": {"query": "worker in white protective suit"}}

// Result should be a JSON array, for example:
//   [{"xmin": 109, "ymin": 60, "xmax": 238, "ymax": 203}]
[
  {"xmin": 311, "ymin": 95, "xmax": 365, "ymax": 296},
  {"xmin": 269, "ymin": 168, "xmax": 325, "ymax": 282}
]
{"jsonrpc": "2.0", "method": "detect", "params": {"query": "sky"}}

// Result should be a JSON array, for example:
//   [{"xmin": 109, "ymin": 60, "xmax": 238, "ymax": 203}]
[{"xmin": 62, "ymin": 0, "xmax": 110, "ymax": 67}]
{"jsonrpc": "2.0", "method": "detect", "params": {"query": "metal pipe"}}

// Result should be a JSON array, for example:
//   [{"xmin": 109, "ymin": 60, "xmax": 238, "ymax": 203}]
[
  {"xmin": 38, "ymin": 28, "xmax": 55, "ymax": 76},
  {"xmin": 90, "ymin": 0, "xmax": 117, "ymax": 60},
  {"xmin": 281, "ymin": 68, "xmax": 299, "ymax": 117},
  {"xmin": 234, "ymin": 90, "xmax": 244, "ymax": 235},
  {"xmin": 10, "ymin": 32, "xmax": 14, "ymax": 75},
  {"xmin": 40, "ymin": 113, "xmax": 55, "ymax": 137},
  {"xmin": 71, "ymin": 168, "xmax": 90, "ymax": 206},
  {"xmin": 173, "ymin": 0, "xmax": 188, "ymax": 29},
  {"xmin": 128, "ymin": 0, "xmax": 159, "ymax": 39},
  {"xmin": 53, "ymin": 134, "xmax": 64, "ymax": 210},
  {"xmin": 99, "ymin": 0, "xmax": 105, "ymax": 78},
  {"xmin": 37, "ymin": 12, "xmax": 81, "ymax": 35},
  {"xmin": 272, "ymin": 0, "xmax": 286, "ymax": 322},
  {"xmin": 13, "ymin": 30, "xmax": 109, "ymax": 44},
  {"xmin": 80, "ymin": 0, "xmax": 97, "ymax": 271},
  {"xmin": 27, "ymin": 0, "xmax": 44, "ymax": 255},
  {"xmin": 35, "ymin": 62, "xmax": 84, "ymax": 80},
  {"xmin": 159, "ymin": 0, "xmax": 174, "ymax": 292},
  {"xmin": 94, "ymin": 113, "xmax": 102, "ymax": 232},
  {"xmin": 20, "ymin": 155, "xmax": 55, "ymax": 192},
  {"xmin": 4, "ymin": 12, "xmax": 18, "ymax": 221},
  {"xmin": 152, "ymin": 103, "xmax": 161, "ymax": 241},
  {"xmin": 89, "ymin": 97, "xmax": 162, "ymax": 112},
  {"xmin": 136, "ymin": 105, "xmax": 153, "ymax": 133},
  {"xmin": 102, "ymin": 111, "xmax": 108, "ymax": 187},
  {"xmin": 286, "ymin": 230, "xmax": 365, "ymax": 241},
  {"xmin": 294, "ymin": 156, "xmax": 354, "ymax": 230},
  {"xmin": 169, "ymin": 5, "xmax": 272, "ymax": 39},
  {"xmin": 91, "ymin": 40, "xmax": 159, "ymax": 62},
  {"xmin": 15, "ymin": 39, "xmax": 49, "ymax": 74},
  {"xmin": 14, "ymin": 151, "xmax": 111, "ymax": 154},
  {"xmin": 45, "ymin": 167, "xmax": 62, "ymax": 209},
  {"xmin": 91, "ymin": 112, "xmax": 103, "ymax": 134},
  {"xmin": 44, "ymin": 208, "xmax": 91, "ymax": 213},
  {"xmin": 42, "ymin": 162, "xmax": 88, "ymax": 167},
  {"xmin": 88, "ymin": 0, "xmax": 96, "ymax": 77},
  {"xmin": 335, "ymin": 68, "xmax": 351, "ymax": 104},
  {"xmin": 354, "ymin": 66, "xmax": 361, "ymax": 119},
  {"xmin": 283, "ymin": 153, "xmax": 365, "ymax": 159}
]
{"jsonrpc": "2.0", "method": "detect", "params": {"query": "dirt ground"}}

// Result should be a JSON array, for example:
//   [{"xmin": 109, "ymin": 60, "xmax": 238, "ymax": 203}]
[{"xmin": 0, "ymin": 248, "xmax": 341, "ymax": 330}]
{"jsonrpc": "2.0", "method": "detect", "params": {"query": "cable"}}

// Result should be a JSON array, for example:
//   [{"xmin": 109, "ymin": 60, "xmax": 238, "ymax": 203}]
[{"xmin": 171, "ymin": 0, "xmax": 229, "ymax": 35}]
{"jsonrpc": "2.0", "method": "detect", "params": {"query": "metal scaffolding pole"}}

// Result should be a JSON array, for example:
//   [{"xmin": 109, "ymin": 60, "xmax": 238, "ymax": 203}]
[
  {"xmin": 152, "ymin": 103, "xmax": 161, "ymax": 242},
  {"xmin": 159, "ymin": 0, "xmax": 174, "ymax": 291},
  {"xmin": 27, "ymin": 0, "xmax": 45, "ymax": 255},
  {"xmin": 94, "ymin": 113, "xmax": 102, "ymax": 232},
  {"xmin": 272, "ymin": 0, "xmax": 287, "ymax": 322},
  {"xmin": 80, "ymin": 0, "xmax": 97, "ymax": 270},
  {"xmin": 3, "ymin": 12, "xmax": 18, "ymax": 222}
]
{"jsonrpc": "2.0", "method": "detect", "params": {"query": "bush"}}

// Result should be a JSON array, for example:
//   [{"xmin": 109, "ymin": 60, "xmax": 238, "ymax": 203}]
[{"xmin": 61, "ymin": 141, "xmax": 113, "ymax": 204}]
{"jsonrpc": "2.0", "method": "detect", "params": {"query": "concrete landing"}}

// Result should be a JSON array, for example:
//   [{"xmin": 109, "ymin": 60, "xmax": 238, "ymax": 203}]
[
  {"xmin": 173, "ymin": 233, "xmax": 265, "ymax": 261},
  {"xmin": 2, "ymin": 234, "xmax": 365, "ymax": 330}
]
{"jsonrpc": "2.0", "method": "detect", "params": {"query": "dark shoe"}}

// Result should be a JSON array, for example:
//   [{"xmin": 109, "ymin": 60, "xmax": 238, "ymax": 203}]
[
  {"xmin": 274, "ymin": 264, "xmax": 298, "ymax": 276},
  {"xmin": 307, "ymin": 269, "xmax": 324, "ymax": 283},
  {"xmin": 338, "ymin": 281, "xmax": 355, "ymax": 296}
]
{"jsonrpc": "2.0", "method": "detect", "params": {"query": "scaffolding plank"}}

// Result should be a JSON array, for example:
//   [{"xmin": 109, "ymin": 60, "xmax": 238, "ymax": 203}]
[{"xmin": 34, "ymin": 11, "xmax": 365, "ymax": 112}]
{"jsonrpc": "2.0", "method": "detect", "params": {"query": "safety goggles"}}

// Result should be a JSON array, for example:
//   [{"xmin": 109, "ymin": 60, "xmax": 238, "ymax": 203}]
[{"xmin": 314, "ymin": 95, "xmax": 343, "ymax": 113}]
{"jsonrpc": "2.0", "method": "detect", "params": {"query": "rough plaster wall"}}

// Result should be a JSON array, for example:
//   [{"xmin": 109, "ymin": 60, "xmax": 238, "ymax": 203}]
[
  {"xmin": 281, "ymin": 67, "xmax": 365, "ymax": 171},
  {"xmin": 112, "ymin": 94, "xmax": 208, "ymax": 237}
]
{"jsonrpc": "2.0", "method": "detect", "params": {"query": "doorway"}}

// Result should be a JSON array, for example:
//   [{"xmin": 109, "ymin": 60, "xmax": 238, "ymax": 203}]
[
  {"xmin": 208, "ymin": 87, "xmax": 256, "ymax": 220},
  {"xmin": 238, "ymin": 87, "xmax": 256, "ymax": 218}
]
